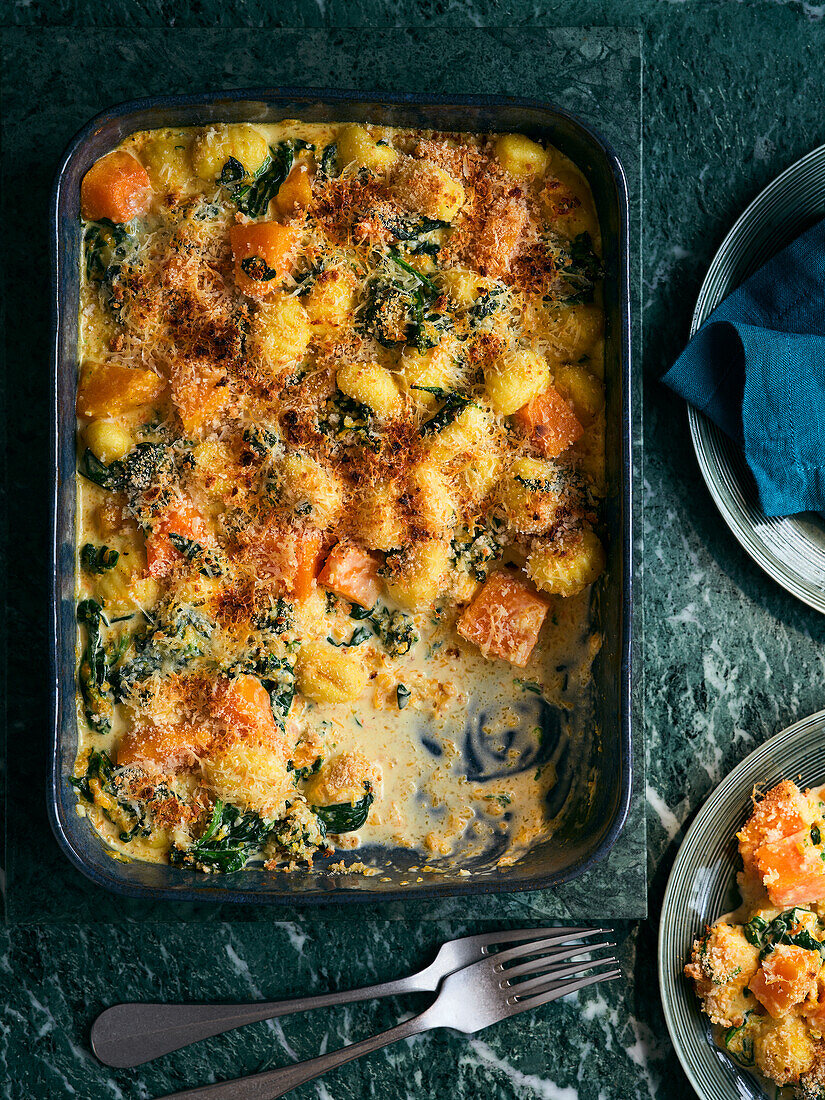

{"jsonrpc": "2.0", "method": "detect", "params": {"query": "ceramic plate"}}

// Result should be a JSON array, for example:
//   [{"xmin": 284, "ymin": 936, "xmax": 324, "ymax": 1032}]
[
  {"xmin": 688, "ymin": 144, "xmax": 825, "ymax": 613},
  {"xmin": 659, "ymin": 708, "xmax": 825, "ymax": 1100}
]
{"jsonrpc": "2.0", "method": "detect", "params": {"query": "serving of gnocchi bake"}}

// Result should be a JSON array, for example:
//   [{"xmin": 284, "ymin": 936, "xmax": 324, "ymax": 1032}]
[
  {"xmin": 71, "ymin": 118, "xmax": 606, "ymax": 875},
  {"xmin": 686, "ymin": 780, "xmax": 825, "ymax": 1097}
]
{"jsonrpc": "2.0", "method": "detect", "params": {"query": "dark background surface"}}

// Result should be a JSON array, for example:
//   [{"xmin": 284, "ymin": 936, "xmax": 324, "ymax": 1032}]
[{"xmin": 4, "ymin": 2, "xmax": 825, "ymax": 1097}]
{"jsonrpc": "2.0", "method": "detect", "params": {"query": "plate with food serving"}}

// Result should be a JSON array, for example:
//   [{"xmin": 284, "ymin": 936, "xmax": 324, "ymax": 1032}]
[
  {"xmin": 659, "ymin": 710, "xmax": 825, "ymax": 1100},
  {"xmin": 50, "ymin": 91, "xmax": 631, "ymax": 903}
]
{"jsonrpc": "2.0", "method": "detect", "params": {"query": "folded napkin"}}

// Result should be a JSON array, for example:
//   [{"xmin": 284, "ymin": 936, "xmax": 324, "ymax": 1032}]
[{"xmin": 661, "ymin": 217, "xmax": 825, "ymax": 517}]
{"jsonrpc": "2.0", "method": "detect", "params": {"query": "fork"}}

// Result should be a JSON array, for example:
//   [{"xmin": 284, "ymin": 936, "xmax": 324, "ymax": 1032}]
[
  {"xmin": 155, "ymin": 931, "xmax": 619, "ymax": 1099},
  {"xmin": 92, "ymin": 926, "xmax": 600, "ymax": 1068}
]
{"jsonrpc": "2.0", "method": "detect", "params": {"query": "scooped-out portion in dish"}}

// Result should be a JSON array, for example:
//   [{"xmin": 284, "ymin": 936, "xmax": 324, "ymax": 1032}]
[
  {"xmin": 71, "ymin": 119, "xmax": 607, "ymax": 875},
  {"xmin": 686, "ymin": 780, "xmax": 825, "ymax": 1097}
]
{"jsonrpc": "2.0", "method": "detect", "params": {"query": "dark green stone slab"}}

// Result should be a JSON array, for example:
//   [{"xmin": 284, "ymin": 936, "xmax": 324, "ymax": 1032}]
[
  {"xmin": 1, "ymin": 24, "xmax": 644, "ymax": 924},
  {"xmin": 0, "ymin": 919, "xmax": 652, "ymax": 1100},
  {"xmin": 4, "ymin": 3, "xmax": 825, "ymax": 1100}
]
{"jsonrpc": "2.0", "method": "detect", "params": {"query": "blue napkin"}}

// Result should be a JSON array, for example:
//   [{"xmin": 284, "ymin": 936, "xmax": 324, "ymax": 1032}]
[{"xmin": 661, "ymin": 217, "xmax": 825, "ymax": 517}]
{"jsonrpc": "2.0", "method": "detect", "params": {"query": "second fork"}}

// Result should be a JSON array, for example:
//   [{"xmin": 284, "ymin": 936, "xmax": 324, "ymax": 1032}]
[{"xmin": 92, "ymin": 925, "xmax": 603, "ymax": 1067}]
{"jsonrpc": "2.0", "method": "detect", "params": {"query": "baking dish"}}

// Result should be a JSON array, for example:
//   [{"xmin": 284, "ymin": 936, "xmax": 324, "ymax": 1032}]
[{"xmin": 50, "ymin": 88, "xmax": 632, "ymax": 905}]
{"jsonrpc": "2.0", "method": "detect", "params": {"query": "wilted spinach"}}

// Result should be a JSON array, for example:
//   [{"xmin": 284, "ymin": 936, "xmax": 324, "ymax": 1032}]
[
  {"xmin": 80, "ymin": 543, "xmax": 120, "ymax": 574},
  {"xmin": 70, "ymin": 749, "xmax": 152, "ymax": 843},
  {"xmin": 221, "ymin": 141, "xmax": 309, "ymax": 218},
  {"xmin": 313, "ymin": 788, "xmax": 374, "ymax": 834},
  {"xmin": 412, "ymin": 386, "xmax": 473, "ymax": 436},
  {"xmin": 348, "ymin": 601, "xmax": 418, "ymax": 657},
  {"xmin": 743, "ymin": 908, "xmax": 824, "ymax": 959},
  {"xmin": 287, "ymin": 756, "xmax": 324, "ymax": 783},
  {"xmin": 77, "ymin": 599, "xmax": 114, "ymax": 734},
  {"xmin": 170, "ymin": 800, "xmax": 273, "ymax": 873}
]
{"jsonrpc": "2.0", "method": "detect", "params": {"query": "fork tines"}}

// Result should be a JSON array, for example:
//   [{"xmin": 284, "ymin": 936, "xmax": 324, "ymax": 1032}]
[
  {"xmin": 476, "ymin": 925, "xmax": 610, "ymax": 955},
  {"xmin": 490, "ymin": 929, "xmax": 620, "ymax": 1010}
]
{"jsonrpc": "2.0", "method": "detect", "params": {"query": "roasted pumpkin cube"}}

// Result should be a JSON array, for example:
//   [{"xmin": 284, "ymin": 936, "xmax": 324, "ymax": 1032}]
[
  {"xmin": 756, "ymin": 825, "xmax": 825, "ymax": 908},
  {"xmin": 230, "ymin": 221, "xmax": 297, "ymax": 297},
  {"xmin": 211, "ymin": 675, "xmax": 279, "ymax": 738},
  {"xmin": 76, "ymin": 361, "xmax": 165, "ymax": 418},
  {"xmin": 168, "ymin": 361, "xmax": 232, "ymax": 436},
  {"xmin": 738, "ymin": 780, "xmax": 813, "ymax": 878},
  {"xmin": 240, "ymin": 523, "xmax": 323, "ymax": 600},
  {"xmin": 145, "ymin": 499, "xmax": 210, "ymax": 579},
  {"xmin": 81, "ymin": 150, "xmax": 152, "ymax": 224},
  {"xmin": 513, "ymin": 385, "xmax": 584, "ymax": 458},
  {"xmin": 457, "ymin": 570, "xmax": 550, "ymax": 667},
  {"xmin": 117, "ymin": 721, "xmax": 210, "ymax": 772},
  {"xmin": 276, "ymin": 162, "xmax": 313, "ymax": 215},
  {"xmin": 750, "ymin": 945, "xmax": 821, "ymax": 1019},
  {"xmin": 317, "ymin": 543, "xmax": 383, "ymax": 608}
]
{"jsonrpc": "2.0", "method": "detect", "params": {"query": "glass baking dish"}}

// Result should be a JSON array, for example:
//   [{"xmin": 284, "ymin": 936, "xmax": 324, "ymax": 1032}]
[{"xmin": 50, "ymin": 88, "xmax": 633, "ymax": 905}]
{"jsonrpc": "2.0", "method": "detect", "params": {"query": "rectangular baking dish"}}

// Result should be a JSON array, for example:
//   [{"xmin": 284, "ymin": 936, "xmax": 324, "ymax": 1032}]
[{"xmin": 50, "ymin": 88, "xmax": 633, "ymax": 905}]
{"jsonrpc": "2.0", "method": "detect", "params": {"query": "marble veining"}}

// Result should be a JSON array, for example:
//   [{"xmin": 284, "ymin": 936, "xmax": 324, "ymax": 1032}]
[{"xmin": 5, "ymin": 3, "xmax": 825, "ymax": 1097}]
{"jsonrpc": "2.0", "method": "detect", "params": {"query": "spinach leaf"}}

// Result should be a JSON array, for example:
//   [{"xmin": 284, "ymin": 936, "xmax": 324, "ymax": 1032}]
[
  {"xmin": 318, "ymin": 142, "xmax": 339, "ymax": 179},
  {"xmin": 80, "ymin": 448, "xmax": 125, "ymax": 491},
  {"xmin": 327, "ymin": 625, "xmax": 372, "ymax": 648},
  {"xmin": 80, "ymin": 543, "xmax": 120, "ymax": 574},
  {"xmin": 252, "ymin": 597, "xmax": 294, "ymax": 638},
  {"xmin": 242, "ymin": 423, "xmax": 281, "ymax": 458},
  {"xmin": 70, "ymin": 749, "xmax": 152, "ymax": 842},
  {"xmin": 388, "ymin": 249, "xmax": 439, "ymax": 296},
  {"xmin": 240, "ymin": 255, "xmax": 280, "ymax": 282},
  {"xmin": 380, "ymin": 213, "xmax": 448, "ymax": 257},
  {"xmin": 410, "ymin": 289, "xmax": 451, "ymax": 352},
  {"xmin": 450, "ymin": 523, "xmax": 504, "ymax": 581},
  {"xmin": 223, "ymin": 142, "xmax": 298, "ymax": 218},
  {"xmin": 255, "ymin": 654, "xmax": 296, "ymax": 732},
  {"xmin": 317, "ymin": 391, "xmax": 379, "ymax": 449},
  {"xmin": 121, "ymin": 442, "xmax": 171, "ymax": 497},
  {"xmin": 546, "ymin": 231, "xmax": 604, "ymax": 305},
  {"xmin": 84, "ymin": 219, "xmax": 136, "ymax": 282},
  {"xmin": 468, "ymin": 288, "xmax": 504, "ymax": 324},
  {"xmin": 744, "ymin": 908, "xmax": 824, "ymax": 959},
  {"xmin": 515, "ymin": 473, "xmax": 560, "ymax": 493},
  {"xmin": 77, "ymin": 599, "xmax": 114, "ymax": 734},
  {"xmin": 287, "ymin": 756, "xmax": 324, "ymax": 783},
  {"xmin": 346, "ymin": 601, "xmax": 418, "ymax": 658},
  {"xmin": 396, "ymin": 683, "xmax": 410, "ymax": 709},
  {"xmin": 115, "ymin": 603, "xmax": 214, "ymax": 695},
  {"xmin": 167, "ymin": 533, "xmax": 225, "ymax": 578},
  {"xmin": 360, "ymin": 281, "xmax": 412, "ymax": 347},
  {"xmin": 723, "ymin": 1012, "xmax": 755, "ymax": 1067},
  {"xmin": 413, "ymin": 386, "xmax": 473, "ymax": 436},
  {"xmin": 70, "ymin": 748, "xmax": 115, "ymax": 801},
  {"xmin": 313, "ymin": 789, "xmax": 374, "ymax": 834},
  {"xmin": 380, "ymin": 213, "xmax": 449, "ymax": 242},
  {"xmin": 170, "ymin": 800, "xmax": 273, "ymax": 873}
]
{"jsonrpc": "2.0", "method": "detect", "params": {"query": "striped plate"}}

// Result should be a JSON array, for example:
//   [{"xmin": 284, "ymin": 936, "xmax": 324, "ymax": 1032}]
[
  {"xmin": 689, "ymin": 144, "xmax": 825, "ymax": 613},
  {"xmin": 658, "ymin": 709, "xmax": 825, "ymax": 1100}
]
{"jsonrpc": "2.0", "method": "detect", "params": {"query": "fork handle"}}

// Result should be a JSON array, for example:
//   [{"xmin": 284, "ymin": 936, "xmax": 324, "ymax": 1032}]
[
  {"xmin": 157, "ymin": 1011, "xmax": 433, "ymax": 1099},
  {"xmin": 91, "ymin": 976, "xmax": 421, "ymax": 1068}
]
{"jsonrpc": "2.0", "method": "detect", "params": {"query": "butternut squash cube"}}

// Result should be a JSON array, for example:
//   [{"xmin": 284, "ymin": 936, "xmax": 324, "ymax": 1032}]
[
  {"xmin": 76, "ymin": 361, "xmax": 165, "ymax": 418},
  {"xmin": 457, "ymin": 570, "xmax": 550, "ymax": 667},
  {"xmin": 81, "ymin": 151, "xmax": 152, "ymax": 224}
]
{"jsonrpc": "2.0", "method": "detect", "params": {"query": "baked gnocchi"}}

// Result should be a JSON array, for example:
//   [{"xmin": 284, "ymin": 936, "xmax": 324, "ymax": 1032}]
[{"xmin": 72, "ymin": 119, "xmax": 606, "ymax": 876}]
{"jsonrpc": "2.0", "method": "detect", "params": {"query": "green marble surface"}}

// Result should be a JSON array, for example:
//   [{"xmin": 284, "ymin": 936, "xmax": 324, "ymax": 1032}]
[{"xmin": 6, "ymin": 2, "xmax": 825, "ymax": 1098}]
